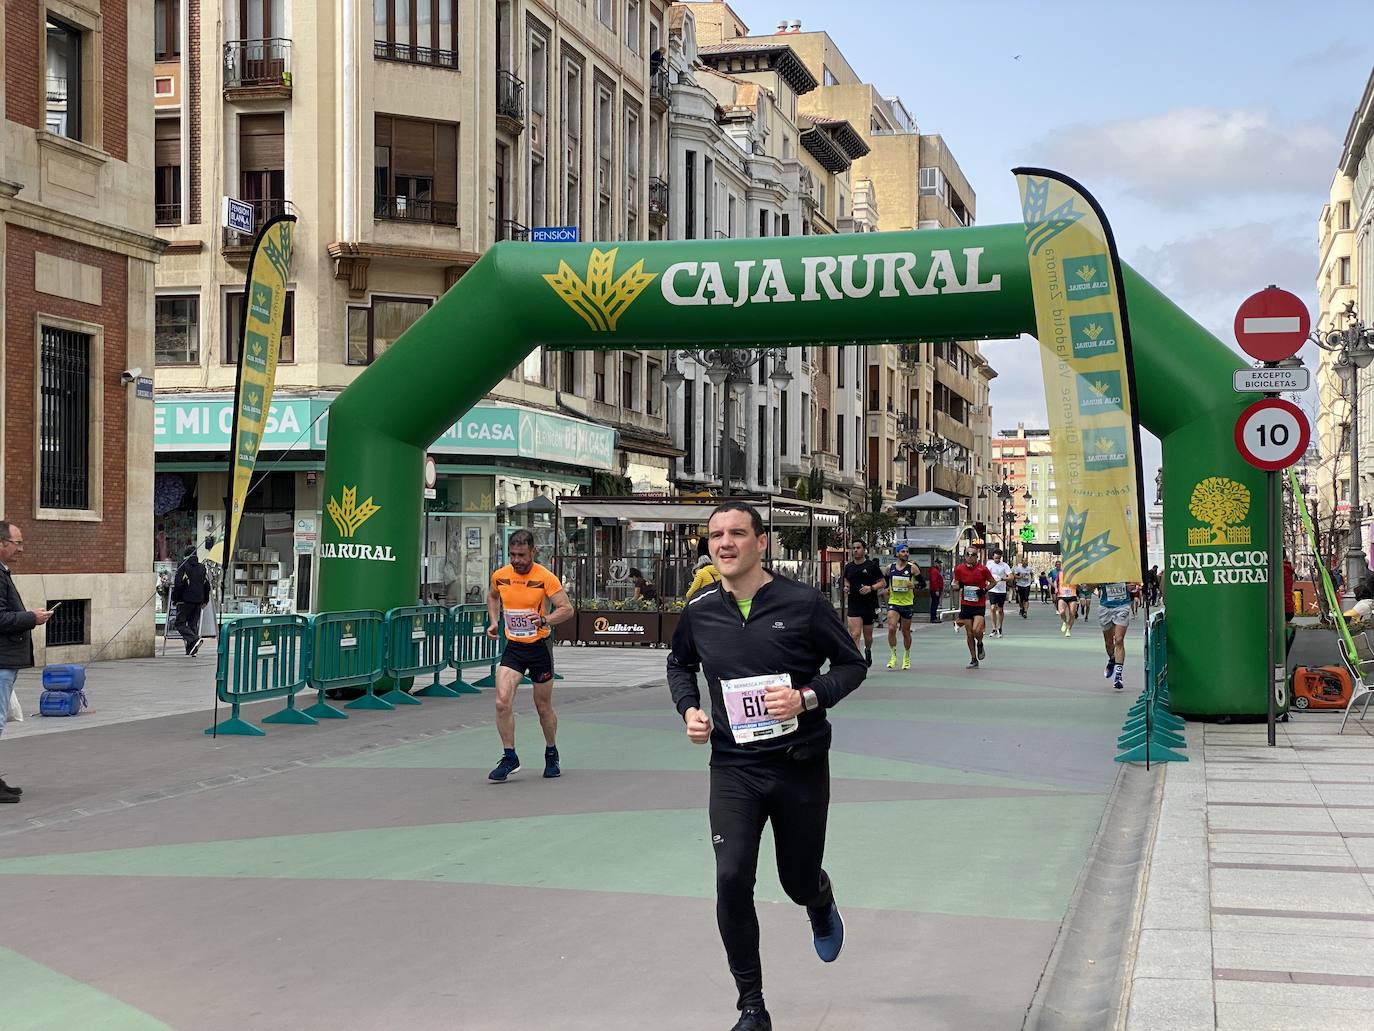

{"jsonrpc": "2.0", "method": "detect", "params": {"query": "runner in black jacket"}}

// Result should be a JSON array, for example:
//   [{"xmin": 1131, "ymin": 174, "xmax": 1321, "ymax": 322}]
[{"xmin": 667, "ymin": 501, "xmax": 867, "ymax": 1031}]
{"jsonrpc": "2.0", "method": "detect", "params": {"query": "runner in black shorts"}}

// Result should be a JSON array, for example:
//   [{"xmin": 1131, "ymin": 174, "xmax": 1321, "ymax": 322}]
[{"xmin": 842, "ymin": 540, "xmax": 885, "ymax": 666}]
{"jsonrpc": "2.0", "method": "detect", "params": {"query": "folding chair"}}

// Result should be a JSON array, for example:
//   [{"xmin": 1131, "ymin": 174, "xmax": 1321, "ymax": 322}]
[{"xmin": 1338, "ymin": 625, "xmax": 1374, "ymax": 731}]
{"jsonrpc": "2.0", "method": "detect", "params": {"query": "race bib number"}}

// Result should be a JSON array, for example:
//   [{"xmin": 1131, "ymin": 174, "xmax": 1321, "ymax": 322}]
[
  {"xmin": 962, "ymin": 585, "xmax": 982, "ymax": 602},
  {"xmin": 1103, "ymin": 584, "xmax": 1129, "ymax": 605},
  {"xmin": 504, "ymin": 608, "xmax": 540, "ymax": 640},
  {"xmin": 722, "ymin": 673, "xmax": 798, "ymax": 745},
  {"xmin": 891, "ymin": 575, "xmax": 912, "ymax": 593}
]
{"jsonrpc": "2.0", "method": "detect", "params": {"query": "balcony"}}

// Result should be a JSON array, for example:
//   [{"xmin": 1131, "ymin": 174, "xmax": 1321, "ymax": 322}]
[
  {"xmin": 222, "ymin": 198, "xmax": 291, "ymax": 255},
  {"xmin": 649, "ymin": 66, "xmax": 670, "ymax": 111},
  {"xmin": 372, "ymin": 39, "xmax": 458, "ymax": 69},
  {"xmin": 224, "ymin": 38, "xmax": 292, "ymax": 98},
  {"xmin": 648, "ymin": 177, "xmax": 668, "ymax": 224},
  {"xmin": 155, "ymin": 202, "xmax": 182, "ymax": 226},
  {"xmin": 496, "ymin": 70, "xmax": 525, "ymax": 135},
  {"xmin": 374, "ymin": 194, "xmax": 458, "ymax": 227},
  {"xmin": 498, "ymin": 219, "xmax": 529, "ymax": 241}
]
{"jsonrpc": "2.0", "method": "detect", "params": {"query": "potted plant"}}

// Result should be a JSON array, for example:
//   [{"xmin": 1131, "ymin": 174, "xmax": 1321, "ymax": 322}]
[{"xmin": 659, "ymin": 598, "xmax": 685, "ymax": 647}]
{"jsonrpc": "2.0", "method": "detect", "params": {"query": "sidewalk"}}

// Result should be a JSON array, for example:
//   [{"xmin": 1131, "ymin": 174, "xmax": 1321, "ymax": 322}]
[{"xmin": 1127, "ymin": 712, "xmax": 1374, "ymax": 1031}]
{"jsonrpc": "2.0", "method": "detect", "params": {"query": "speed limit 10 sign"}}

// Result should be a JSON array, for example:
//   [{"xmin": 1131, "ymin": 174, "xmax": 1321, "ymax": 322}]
[{"xmin": 1234, "ymin": 397, "xmax": 1310, "ymax": 471}]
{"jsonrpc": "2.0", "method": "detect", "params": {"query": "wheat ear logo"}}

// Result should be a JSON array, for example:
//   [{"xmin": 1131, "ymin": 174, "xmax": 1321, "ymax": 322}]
[
  {"xmin": 543, "ymin": 247, "xmax": 657, "ymax": 332},
  {"xmin": 1081, "ymin": 322, "xmax": 1104, "ymax": 340},
  {"xmin": 1075, "ymin": 263, "xmax": 1099, "ymax": 284},
  {"xmin": 327, "ymin": 486, "xmax": 381, "ymax": 539},
  {"xmin": 1188, "ymin": 477, "xmax": 1252, "ymax": 547}
]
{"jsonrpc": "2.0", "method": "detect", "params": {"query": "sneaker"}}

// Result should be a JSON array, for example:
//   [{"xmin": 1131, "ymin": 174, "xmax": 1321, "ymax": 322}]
[
  {"xmin": 976, "ymin": 641, "xmax": 985, "ymax": 660},
  {"xmin": 1061, "ymin": 622, "xmax": 1068, "ymax": 636},
  {"xmin": 967, "ymin": 659, "xmax": 979, "ymax": 669},
  {"xmin": 886, "ymin": 655, "xmax": 896, "ymax": 670},
  {"xmin": 0, "ymin": 778, "xmax": 21, "ymax": 796},
  {"xmin": 1104, "ymin": 661, "xmax": 1115, "ymax": 680},
  {"xmin": 543, "ymin": 746, "xmax": 561, "ymax": 779},
  {"xmin": 488, "ymin": 751, "xmax": 521, "ymax": 782},
  {"xmin": 730, "ymin": 1009, "xmax": 772, "ymax": 1031},
  {"xmin": 189, "ymin": 639, "xmax": 203, "ymax": 658},
  {"xmin": 1113, "ymin": 678, "xmax": 1124, "ymax": 691},
  {"xmin": 902, "ymin": 655, "xmax": 910, "ymax": 671},
  {"xmin": 809, "ymin": 901, "xmax": 845, "ymax": 962},
  {"xmin": 1065, "ymin": 629, "xmax": 1071, "ymax": 638},
  {"xmin": 0, "ymin": 792, "xmax": 17, "ymax": 803}
]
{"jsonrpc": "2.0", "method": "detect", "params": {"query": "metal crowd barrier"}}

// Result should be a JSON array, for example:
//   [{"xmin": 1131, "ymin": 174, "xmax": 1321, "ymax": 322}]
[
  {"xmin": 448, "ymin": 604, "xmax": 501, "ymax": 691},
  {"xmin": 206, "ymin": 614, "xmax": 312, "ymax": 736},
  {"xmin": 309, "ymin": 610, "xmax": 388, "ymax": 713},
  {"xmin": 388, "ymin": 604, "xmax": 456, "ymax": 699},
  {"xmin": 1116, "ymin": 609, "xmax": 1187, "ymax": 766}
]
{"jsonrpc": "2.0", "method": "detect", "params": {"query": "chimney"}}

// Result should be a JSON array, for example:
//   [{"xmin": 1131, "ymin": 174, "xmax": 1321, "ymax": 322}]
[
  {"xmin": 777, "ymin": 20, "xmax": 789, "ymax": 33},
  {"xmin": 789, "ymin": 20, "xmax": 802, "ymax": 32}
]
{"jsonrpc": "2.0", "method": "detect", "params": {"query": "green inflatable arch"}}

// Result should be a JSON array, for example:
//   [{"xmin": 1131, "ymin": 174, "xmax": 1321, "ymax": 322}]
[{"xmin": 317, "ymin": 223, "xmax": 1280, "ymax": 718}]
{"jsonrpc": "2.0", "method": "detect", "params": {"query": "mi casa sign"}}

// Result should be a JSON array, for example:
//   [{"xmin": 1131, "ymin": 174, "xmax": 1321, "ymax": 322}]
[{"xmin": 660, "ymin": 247, "xmax": 1002, "ymax": 308}]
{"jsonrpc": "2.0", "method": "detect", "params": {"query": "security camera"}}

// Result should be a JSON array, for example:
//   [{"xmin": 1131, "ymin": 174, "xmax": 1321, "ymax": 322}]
[{"xmin": 120, "ymin": 367, "xmax": 142, "ymax": 384}]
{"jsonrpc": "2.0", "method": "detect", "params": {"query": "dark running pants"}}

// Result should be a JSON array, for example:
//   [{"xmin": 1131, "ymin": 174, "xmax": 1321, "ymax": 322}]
[
  {"xmin": 709, "ymin": 753, "xmax": 833, "ymax": 1011},
  {"xmin": 173, "ymin": 603, "xmax": 201, "ymax": 652}
]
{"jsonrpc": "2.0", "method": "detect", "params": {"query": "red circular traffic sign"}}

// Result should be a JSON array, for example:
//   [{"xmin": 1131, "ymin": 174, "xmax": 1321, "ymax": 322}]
[
  {"xmin": 1234, "ymin": 287, "xmax": 1310, "ymax": 362},
  {"xmin": 1234, "ymin": 397, "xmax": 1310, "ymax": 471}
]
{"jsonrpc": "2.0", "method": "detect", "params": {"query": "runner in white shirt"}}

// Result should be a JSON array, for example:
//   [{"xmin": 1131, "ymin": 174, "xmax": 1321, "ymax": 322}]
[
  {"xmin": 984, "ymin": 550, "xmax": 1013, "ymax": 639},
  {"xmin": 1012, "ymin": 561, "xmax": 1035, "ymax": 620}
]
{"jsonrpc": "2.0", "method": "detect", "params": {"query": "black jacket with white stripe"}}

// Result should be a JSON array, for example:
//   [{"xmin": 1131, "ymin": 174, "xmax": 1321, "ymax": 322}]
[{"xmin": 666, "ymin": 574, "xmax": 867, "ymax": 765}]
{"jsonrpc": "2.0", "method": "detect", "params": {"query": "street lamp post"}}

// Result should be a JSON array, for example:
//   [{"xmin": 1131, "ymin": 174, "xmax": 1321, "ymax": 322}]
[
  {"xmin": 1312, "ymin": 303, "xmax": 1374, "ymax": 591},
  {"xmin": 662, "ymin": 348, "xmax": 793, "ymax": 497},
  {"xmin": 979, "ymin": 469, "xmax": 1030, "ymax": 559}
]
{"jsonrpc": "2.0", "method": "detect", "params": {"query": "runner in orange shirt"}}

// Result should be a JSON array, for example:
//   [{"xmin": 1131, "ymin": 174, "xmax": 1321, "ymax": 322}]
[{"xmin": 485, "ymin": 528, "xmax": 575, "ymax": 782}]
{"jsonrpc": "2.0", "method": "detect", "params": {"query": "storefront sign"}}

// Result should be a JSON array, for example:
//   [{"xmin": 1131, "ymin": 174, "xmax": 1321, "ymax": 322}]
[
  {"xmin": 155, "ymin": 397, "xmax": 614, "ymax": 469},
  {"xmin": 576, "ymin": 611, "xmax": 660, "ymax": 646}
]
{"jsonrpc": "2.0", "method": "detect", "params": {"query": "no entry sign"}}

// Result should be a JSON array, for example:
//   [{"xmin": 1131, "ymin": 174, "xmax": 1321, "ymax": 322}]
[
  {"xmin": 1234, "ymin": 397, "xmax": 1310, "ymax": 471},
  {"xmin": 1234, "ymin": 287, "xmax": 1310, "ymax": 362}
]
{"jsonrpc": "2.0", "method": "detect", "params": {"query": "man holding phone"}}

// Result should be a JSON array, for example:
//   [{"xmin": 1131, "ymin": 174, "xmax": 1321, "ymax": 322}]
[{"xmin": 0, "ymin": 520, "xmax": 55, "ymax": 803}]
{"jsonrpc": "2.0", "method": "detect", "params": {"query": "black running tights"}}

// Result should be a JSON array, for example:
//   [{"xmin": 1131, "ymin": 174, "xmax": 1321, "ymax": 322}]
[{"xmin": 709, "ymin": 754, "xmax": 833, "ymax": 1011}]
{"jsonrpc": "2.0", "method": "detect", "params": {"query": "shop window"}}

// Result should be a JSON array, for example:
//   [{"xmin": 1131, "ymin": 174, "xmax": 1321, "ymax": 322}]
[
  {"xmin": 224, "ymin": 290, "xmax": 294, "ymax": 364},
  {"xmin": 347, "ymin": 295, "xmax": 432, "ymax": 365},
  {"xmin": 156, "ymin": 294, "xmax": 200, "ymax": 365}
]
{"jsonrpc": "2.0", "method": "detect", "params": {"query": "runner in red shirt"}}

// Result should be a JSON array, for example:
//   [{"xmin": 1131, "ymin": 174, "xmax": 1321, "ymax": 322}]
[{"xmin": 951, "ymin": 550, "xmax": 995, "ymax": 669}]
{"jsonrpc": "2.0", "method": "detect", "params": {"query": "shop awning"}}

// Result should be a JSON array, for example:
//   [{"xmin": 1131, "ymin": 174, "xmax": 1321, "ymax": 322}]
[
  {"xmin": 894, "ymin": 525, "xmax": 965, "ymax": 550},
  {"xmin": 894, "ymin": 491, "xmax": 964, "ymax": 511}
]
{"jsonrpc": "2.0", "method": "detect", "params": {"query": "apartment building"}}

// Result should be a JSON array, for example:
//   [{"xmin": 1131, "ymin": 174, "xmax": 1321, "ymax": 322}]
[
  {"xmin": 152, "ymin": 0, "xmax": 673, "ymax": 612},
  {"xmin": 779, "ymin": 18, "xmax": 994, "ymax": 513},
  {"xmin": 3, "ymin": 0, "xmax": 165, "ymax": 659},
  {"xmin": 995, "ymin": 425, "xmax": 1056, "ymax": 544},
  {"xmin": 663, "ymin": 2, "xmax": 868, "ymax": 513}
]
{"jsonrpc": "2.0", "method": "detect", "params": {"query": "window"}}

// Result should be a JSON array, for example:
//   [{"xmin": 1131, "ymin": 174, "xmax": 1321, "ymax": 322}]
[
  {"xmin": 782, "ymin": 213, "xmax": 790, "ymax": 237},
  {"xmin": 780, "ymin": 390, "xmax": 789, "ymax": 456},
  {"xmin": 374, "ymin": 114, "xmax": 458, "ymax": 225},
  {"xmin": 155, "ymin": 0, "xmax": 181, "ymax": 60},
  {"xmin": 919, "ymin": 167, "xmax": 944, "ymax": 198},
  {"xmin": 156, "ymin": 295, "xmax": 200, "ymax": 365},
  {"xmin": 759, "ymin": 209, "xmax": 768, "ymax": 238},
  {"xmin": 622, "ymin": 353, "xmax": 638, "ymax": 410},
  {"xmin": 596, "ymin": 0, "xmax": 614, "ymax": 29},
  {"xmin": 39, "ymin": 325, "xmax": 91, "ymax": 510},
  {"xmin": 1340, "ymin": 256, "xmax": 1352, "ymax": 286},
  {"xmin": 594, "ymin": 351, "xmax": 607, "ymax": 402},
  {"xmin": 1340, "ymin": 201, "xmax": 1352, "ymax": 230},
  {"xmin": 684, "ymin": 150, "xmax": 696, "ymax": 239},
  {"xmin": 801, "ymin": 392, "xmax": 809, "ymax": 454},
  {"xmin": 626, "ymin": 0, "xmax": 641, "ymax": 53},
  {"xmin": 528, "ymin": 28, "xmax": 549, "ymax": 227},
  {"xmin": 727, "ymin": 195, "xmax": 736, "ymax": 237},
  {"xmin": 703, "ymin": 158, "xmax": 714, "ymax": 237},
  {"xmin": 560, "ymin": 351, "xmax": 577, "ymax": 394},
  {"xmin": 45, "ymin": 17, "xmax": 83, "ymax": 141},
  {"xmin": 346, "ymin": 295, "xmax": 430, "ymax": 364},
  {"xmin": 225, "ymin": 290, "xmax": 294, "ymax": 364},
  {"xmin": 837, "ymin": 415, "xmax": 845, "ymax": 470},
  {"xmin": 625, "ymin": 101, "xmax": 641, "ymax": 239},
  {"xmin": 823, "ymin": 65, "xmax": 838, "ymax": 86},
  {"xmin": 46, "ymin": 600, "xmax": 88, "ymax": 647},
  {"xmin": 563, "ymin": 55, "xmax": 583, "ymax": 226},
  {"xmin": 821, "ymin": 407, "xmax": 830, "ymax": 452},
  {"xmin": 646, "ymin": 360, "xmax": 660, "ymax": 416},
  {"xmin": 837, "ymin": 345, "xmax": 845, "ymax": 388},
  {"xmin": 758, "ymin": 403, "xmax": 768, "ymax": 484},
  {"xmin": 238, "ymin": 113, "xmax": 286, "ymax": 228},
  {"xmin": 155, "ymin": 118, "xmax": 181, "ymax": 225},
  {"xmin": 374, "ymin": 0, "xmax": 458, "ymax": 66},
  {"xmin": 595, "ymin": 81, "xmax": 614, "ymax": 240},
  {"xmin": 684, "ymin": 381, "xmax": 695, "ymax": 473}
]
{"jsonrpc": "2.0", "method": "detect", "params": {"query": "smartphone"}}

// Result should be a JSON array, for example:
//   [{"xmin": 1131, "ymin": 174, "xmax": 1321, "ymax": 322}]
[{"xmin": 48, "ymin": 601, "xmax": 61, "ymax": 611}]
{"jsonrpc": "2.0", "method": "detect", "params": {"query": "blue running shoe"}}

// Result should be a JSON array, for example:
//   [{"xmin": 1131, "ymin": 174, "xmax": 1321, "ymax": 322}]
[
  {"xmin": 488, "ymin": 750, "xmax": 520, "ymax": 782},
  {"xmin": 543, "ymin": 746, "xmax": 561, "ymax": 778},
  {"xmin": 809, "ymin": 901, "xmax": 845, "ymax": 962},
  {"xmin": 1105, "ymin": 660, "xmax": 1115, "ymax": 680}
]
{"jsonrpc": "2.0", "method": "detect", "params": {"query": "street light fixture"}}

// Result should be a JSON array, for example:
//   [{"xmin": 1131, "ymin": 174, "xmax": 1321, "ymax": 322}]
[
  {"xmin": 662, "ymin": 347, "xmax": 793, "ymax": 497},
  {"xmin": 1311, "ymin": 302, "xmax": 1374, "ymax": 590},
  {"xmin": 979, "ymin": 468, "xmax": 1028, "ymax": 558}
]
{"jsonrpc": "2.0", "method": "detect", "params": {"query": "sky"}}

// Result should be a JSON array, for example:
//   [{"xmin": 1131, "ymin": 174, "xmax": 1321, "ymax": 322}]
[{"xmin": 726, "ymin": 0, "xmax": 1372, "ymax": 493}]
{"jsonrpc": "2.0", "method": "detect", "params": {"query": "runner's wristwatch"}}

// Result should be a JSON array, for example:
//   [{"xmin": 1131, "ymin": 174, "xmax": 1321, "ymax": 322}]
[{"xmin": 800, "ymin": 687, "xmax": 819, "ymax": 712}]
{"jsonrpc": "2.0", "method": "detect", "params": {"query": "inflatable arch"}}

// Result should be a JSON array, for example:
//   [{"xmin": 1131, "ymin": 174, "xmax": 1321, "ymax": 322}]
[{"xmin": 316, "ymin": 223, "xmax": 1281, "ymax": 718}]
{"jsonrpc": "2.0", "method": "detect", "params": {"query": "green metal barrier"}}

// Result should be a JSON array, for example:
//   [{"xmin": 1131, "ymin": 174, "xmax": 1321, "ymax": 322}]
[
  {"xmin": 206, "ymin": 614, "xmax": 312, "ymax": 736},
  {"xmin": 387, "ymin": 604, "xmax": 460, "ymax": 699},
  {"xmin": 1116, "ymin": 609, "xmax": 1187, "ymax": 765},
  {"xmin": 307, "ymin": 610, "xmax": 388, "ymax": 713},
  {"xmin": 447, "ymin": 604, "xmax": 500, "ymax": 692}
]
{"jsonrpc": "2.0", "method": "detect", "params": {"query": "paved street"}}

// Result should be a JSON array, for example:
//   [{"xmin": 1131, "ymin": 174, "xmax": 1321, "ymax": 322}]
[{"xmin": 0, "ymin": 601, "xmax": 1135, "ymax": 1030}]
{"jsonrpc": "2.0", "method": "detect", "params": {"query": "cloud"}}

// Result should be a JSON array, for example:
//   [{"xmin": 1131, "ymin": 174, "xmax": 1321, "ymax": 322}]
[
  {"xmin": 1291, "ymin": 40, "xmax": 1367, "ymax": 70},
  {"xmin": 1029, "ymin": 107, "xmax": 1340, "ymax": 205}
]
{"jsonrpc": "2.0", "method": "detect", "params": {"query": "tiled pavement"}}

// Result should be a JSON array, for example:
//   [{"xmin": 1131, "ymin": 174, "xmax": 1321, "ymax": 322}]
[{"xmin": 1127, "ymin": 712, "xmax": 1374, "ymax": 1031}]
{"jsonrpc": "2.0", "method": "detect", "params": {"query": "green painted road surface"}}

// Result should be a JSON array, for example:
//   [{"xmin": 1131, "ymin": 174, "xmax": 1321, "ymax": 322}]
[{"xmin": 0, "ymin": 601, "xmax": 1137, "ymax": 1029}]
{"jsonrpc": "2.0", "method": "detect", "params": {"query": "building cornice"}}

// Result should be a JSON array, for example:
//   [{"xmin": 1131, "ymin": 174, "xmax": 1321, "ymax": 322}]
[{"xmin": 6, "ymin": 197, "xmax": 167, "ymax": 260}]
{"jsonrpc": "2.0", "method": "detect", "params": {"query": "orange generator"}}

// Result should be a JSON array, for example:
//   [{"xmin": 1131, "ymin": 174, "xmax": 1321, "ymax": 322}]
[{"xmin": 1291, "ymin": 666, "xmax": 1354, "ymax": 711}]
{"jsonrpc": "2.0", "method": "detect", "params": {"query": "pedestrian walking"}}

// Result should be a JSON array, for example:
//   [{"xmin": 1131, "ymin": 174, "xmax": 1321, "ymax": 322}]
[
  {"xmin": 927, "ymin": 560, "xmax": 945, "ymax": 623},
  {"xmin": 667, "ymin": 501, "xmax": 865, "ymax": 1031},
  {"xmin": 0, "ymin": 520, "xmax": 55, "ymax": 803},
  {"xmin": 171, "ymin": 545, "xmax": 210, "ymax": 656}
]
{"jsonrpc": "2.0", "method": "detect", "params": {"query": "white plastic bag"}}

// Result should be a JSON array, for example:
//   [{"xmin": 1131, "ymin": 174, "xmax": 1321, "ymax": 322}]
[{"xmin": 7, "ymin": 687, "xmax": 22, "ymax": 723}]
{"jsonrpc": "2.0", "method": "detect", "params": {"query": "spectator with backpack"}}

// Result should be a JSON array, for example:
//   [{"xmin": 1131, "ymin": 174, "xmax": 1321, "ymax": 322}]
[
  {"xmin": 171, "ymin": 545, "xmax": 209, "ymax": 657},
  {"xmin": 0, "ymin": 520, "xmax": 55, "ymax": 803}
]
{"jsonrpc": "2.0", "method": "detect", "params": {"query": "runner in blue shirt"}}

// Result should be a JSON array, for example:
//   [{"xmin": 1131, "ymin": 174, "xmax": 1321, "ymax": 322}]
[{"xmin": 1097, "ymin": 582, "xmax": 1133, "ymax": 690}]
